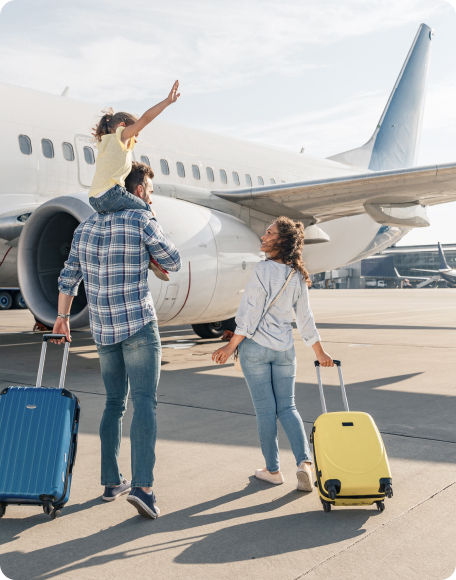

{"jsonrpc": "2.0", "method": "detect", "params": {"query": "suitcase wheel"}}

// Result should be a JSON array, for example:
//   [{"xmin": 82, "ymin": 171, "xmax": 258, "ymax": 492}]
[
  {"xmin": 0, "ymin": 503, "xmax": 6, "ymax": 518},
  {"xmin": 385, "ymin": 484, "xmax": 393, "ymax": 499},
  {"xmin": 43, "ymin": 503, "xmax": 52, "ymax": 516},
  {"xmin": 376, "ymin": 501, "xmax": 385, "ymax": 512},
  {"xmin": 50, "ymin": 508, "xmax": 62, "ymax": 520},
  {"xmin": 321, "ymin": 499, "xmax": 332, "ymax": 512}
]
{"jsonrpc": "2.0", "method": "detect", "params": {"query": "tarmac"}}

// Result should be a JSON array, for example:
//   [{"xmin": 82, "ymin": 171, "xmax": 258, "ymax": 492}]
[{"xmin": 0, "ymin": 289, "xmax": 455, "ymax": 580}]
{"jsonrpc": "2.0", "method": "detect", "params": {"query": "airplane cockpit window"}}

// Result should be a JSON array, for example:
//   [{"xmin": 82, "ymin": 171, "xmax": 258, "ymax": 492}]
[
  {"xmin": 176, "ymin": 161, "xmax": 186, "ymax": 178},
  {"xmin": 41, "ymin": 138, "xmax": 54, "ymax": 159},
  {"xmin": 258, "ymin": 176, "xmax": 264, "ymax": 185},
  {"xmin": 219, "ymin": 169, "xmax": 228, "ymax": 184},
  {"xmin": 140, "ymin": 155, "xmax": 150, "ymax": 166},
  {"xmin": 270, "ymin": 178, "xmax": 276, "ymax": 184},
  {"xmin": 160, "ymin": 158, "xmax": 170, "ymax": 175},
  {"xmin": 62, "ymin": 142, "xmax": 75, "ymax": 161},
  {"xmin": 245, "ymin": 174, "xmax": 252, "ymax": 186},
  {"xmin": 192, "ymin": 164, "xmax": 201, "ymax": 180},
  {"xmin": 206, "ymin": 167, "xmax": 215, "ymax": 182},
  {"xmin": 83, "ymin": 146, "xmax": 95, "ymax": 165},
  {"xmin": 232, "ymin": 171, "xmax": 240, "ymax": 186},
  {"xmin": 18, "ymin": 134, "xmax": 32, "ymax": 155}
]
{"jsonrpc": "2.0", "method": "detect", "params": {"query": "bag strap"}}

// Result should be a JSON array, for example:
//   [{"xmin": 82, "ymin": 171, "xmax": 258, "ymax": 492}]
[{"xmin": 262, "ymin": 268, "xmax": 296, "ymax": 318}]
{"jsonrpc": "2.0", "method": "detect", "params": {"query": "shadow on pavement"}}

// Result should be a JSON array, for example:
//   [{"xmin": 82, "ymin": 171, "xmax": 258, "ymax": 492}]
[{"xmin": 0, "ymin": 479, "xmax": 373, "ymax": 579}]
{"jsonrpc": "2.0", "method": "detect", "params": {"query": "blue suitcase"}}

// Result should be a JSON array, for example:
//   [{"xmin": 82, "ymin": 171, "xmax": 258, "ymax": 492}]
[{"xmin": 0, "ymin": 334, "xmax": 79, "ymax": 519}]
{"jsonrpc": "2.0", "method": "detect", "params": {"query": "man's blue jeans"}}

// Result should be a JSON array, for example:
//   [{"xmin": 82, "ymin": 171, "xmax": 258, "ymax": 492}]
[
  {"xmin": 239, "ymin": 338, "xmax": 312, "ymax": 473},
  {"xmin": 96, "ymin": 321, "xmax": 161, "ymax": 487}
]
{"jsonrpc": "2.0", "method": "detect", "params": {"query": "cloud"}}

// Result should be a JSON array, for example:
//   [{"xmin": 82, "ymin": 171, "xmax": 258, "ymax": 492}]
[{"xmin": 0, "ymin": 0, "xmax": 449, "ymax": 101}]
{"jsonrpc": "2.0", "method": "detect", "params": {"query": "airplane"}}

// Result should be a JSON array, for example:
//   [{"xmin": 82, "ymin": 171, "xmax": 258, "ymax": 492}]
[
  {"xmin": 0, "ymin": 23, "xmax": 456, "ymax": 338},
  {"xmin": 395, "ymin": 242, "xmax": 456, "ymax": 287}
]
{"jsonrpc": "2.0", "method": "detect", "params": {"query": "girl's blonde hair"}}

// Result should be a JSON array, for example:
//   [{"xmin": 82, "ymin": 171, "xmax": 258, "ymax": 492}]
[{"xmin": 93, "ymin": 109, "xmax": 137, "ymax": 142}]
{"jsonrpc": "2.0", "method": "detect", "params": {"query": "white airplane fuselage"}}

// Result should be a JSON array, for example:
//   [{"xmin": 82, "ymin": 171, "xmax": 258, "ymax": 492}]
[{"xmin": 0, "ymin": 83, "xmax": 408, "ymax": 327}]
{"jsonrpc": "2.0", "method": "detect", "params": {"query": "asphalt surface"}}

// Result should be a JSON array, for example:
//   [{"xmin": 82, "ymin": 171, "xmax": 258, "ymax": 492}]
[{"xmin": 0, "ymin": 289, "xmax": 455, "ymax": 580}]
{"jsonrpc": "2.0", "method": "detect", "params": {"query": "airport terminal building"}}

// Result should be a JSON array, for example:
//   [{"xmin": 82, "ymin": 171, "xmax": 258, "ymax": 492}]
[{"xmin": 312, "ymin": 244, "xmax": 456, "ymax": 289}]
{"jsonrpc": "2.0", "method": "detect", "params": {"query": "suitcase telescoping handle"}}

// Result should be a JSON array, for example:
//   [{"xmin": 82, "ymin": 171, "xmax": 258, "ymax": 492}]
[
  {"xmin": 36, "ymin": 334, "xmax": 70, "ymax": 389},
  {"xmin": 314, "ymin": 359, "xmax": 349, "ymax": 413}
]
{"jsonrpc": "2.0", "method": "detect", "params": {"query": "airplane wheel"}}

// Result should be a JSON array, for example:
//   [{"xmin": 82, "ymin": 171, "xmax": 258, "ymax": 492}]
[
  {"xmin": 14, "ymin": 292, "xmax": 27, "ymax": 309},
  {"xmin": 0, "ymin": 291, "xmax": 13, "ymax": 310},
  {"xmin": 192, "ymin": 322, "xmax": 224, "ymax": 339}
]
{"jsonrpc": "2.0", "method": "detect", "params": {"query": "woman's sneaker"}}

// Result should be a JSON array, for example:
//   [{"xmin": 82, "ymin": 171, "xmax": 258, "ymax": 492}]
[
  {"xmin": 102, "ymin": 478, "xmax": 131, "ymax": 501},
  {"xmin": 127, "ymin": 488, "xmax": 160, "ymax": 519},
  {"xmin": 296, "ymin": 462, "xmax": 313, "ymax": 492},
  {"xmin": 254, "ymin": 468, "xmax": 284, "ymax": 485}
]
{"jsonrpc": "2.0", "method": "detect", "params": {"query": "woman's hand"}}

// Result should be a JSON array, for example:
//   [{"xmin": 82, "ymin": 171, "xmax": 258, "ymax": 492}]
[
  {"xmin": 316, "ymin": 350, "xmax": 334, "ymax": 367},
  {"xmin": 312, "ymin": 341, "xmax": 334, "ymax": 367},
  {"xmin": 212, "ymin": 344, "xmax": 236, "ymax": 365}
]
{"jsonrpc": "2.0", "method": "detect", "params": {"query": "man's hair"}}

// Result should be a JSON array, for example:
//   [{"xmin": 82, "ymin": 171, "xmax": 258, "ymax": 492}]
[{"xmin": 124, "ymin": 162, "xmax": 155, "ymax": 194}]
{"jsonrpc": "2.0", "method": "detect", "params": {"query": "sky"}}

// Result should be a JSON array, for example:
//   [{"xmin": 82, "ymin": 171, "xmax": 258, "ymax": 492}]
[{"xmin": 0, "ymin": 0, "xmax": 455, "ymax": 246}]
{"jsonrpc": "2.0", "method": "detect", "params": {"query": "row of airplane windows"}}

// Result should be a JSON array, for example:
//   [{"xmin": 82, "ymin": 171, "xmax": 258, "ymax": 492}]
[{"xmin": 18, "ymin": 134, "xmax": 279, "ymax": 187}]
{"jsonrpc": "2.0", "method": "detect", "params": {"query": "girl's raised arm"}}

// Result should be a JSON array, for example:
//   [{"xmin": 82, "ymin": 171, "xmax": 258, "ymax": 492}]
[{"xmin": 121, "ymin": 80, "xmax": 180, "ymax": 143}]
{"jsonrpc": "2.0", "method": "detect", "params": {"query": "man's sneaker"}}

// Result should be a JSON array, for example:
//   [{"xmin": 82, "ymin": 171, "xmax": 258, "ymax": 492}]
[
  {"xmin": 296, "ymin": 462, "xmax": 313, "ymax": 492},
  {"xmin": 102, "ymin": 478, "xmax": 131, "ymax": 501},
  {"xmin": 127, "ymin": 487, "xmax": 160, "ymax": 519}
]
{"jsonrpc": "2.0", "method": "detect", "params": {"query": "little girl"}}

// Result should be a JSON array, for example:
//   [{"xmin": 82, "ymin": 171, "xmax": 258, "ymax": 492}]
[{"xmin": 89, "ymin": 80, "xmax": 180, "ymax": 214}]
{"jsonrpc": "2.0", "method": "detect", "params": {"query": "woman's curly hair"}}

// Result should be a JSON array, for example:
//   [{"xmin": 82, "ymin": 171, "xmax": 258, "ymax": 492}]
[
  {"xmin": 92, "ymin": 108, "xmax": 138, "ymax": 142},
  {"xmin": 273, "ymin": 216, "xmax": 311, "ymax": 286}
]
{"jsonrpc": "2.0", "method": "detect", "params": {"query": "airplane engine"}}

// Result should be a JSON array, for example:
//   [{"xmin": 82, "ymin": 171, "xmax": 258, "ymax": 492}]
[{"xmin": 17, "ymin": 193, "xmax": 262, "ymax": 331}]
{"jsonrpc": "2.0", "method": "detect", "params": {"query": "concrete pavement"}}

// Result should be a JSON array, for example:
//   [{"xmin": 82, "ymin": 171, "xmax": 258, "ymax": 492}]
[{"xmin": 0, "ymin": 290, "xmax": 455, "ymax": 579}]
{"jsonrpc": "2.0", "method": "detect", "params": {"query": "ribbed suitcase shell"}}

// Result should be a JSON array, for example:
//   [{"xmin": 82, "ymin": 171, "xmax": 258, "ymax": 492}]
[
  {"xmin": 0, "ymin": 386, "xmax": 78, "ymax": 506},
  {"xmin": 312, "ymin": 410, "xmax": 392, "ymax": 506}
]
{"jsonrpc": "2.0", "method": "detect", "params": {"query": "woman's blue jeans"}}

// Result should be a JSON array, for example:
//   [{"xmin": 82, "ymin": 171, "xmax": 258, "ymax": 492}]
[
  {"xmin": 96, "ymin": 321, "xmax": 161, "ymax": 487},
  {"xmin": 239, "ymin": 338, "xmax": 311, "ymax": 472}
]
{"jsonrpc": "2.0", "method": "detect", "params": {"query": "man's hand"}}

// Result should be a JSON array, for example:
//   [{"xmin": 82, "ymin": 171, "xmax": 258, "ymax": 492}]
[
  {"xmin": 166, "ymin": 80, "xmax": 180, "ymax": 105},
  {"xmin": 52, "ymin": 318, "xmax": 71, "ymax": 344}
]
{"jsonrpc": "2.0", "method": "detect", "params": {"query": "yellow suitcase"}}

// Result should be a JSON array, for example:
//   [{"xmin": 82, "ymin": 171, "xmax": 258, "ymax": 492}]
[{"xmin": 311, "ymin": 360, "xmax": 393, "ymax": 512}]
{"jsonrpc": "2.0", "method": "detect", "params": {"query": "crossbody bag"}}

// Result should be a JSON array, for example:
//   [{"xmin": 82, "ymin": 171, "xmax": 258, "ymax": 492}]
[{"xmin": 233, "ymin": 268, "xmax": 296, "ymax": 371}]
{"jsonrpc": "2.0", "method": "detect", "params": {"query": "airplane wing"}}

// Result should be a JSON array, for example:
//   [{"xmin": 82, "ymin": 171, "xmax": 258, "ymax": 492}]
[{"xmin": 213, "ymin": 162, "xmax": 456, "ymax": 224}]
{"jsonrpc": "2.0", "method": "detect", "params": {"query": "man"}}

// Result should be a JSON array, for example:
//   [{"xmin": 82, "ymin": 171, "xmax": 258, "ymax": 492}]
[{"xmin": 53, "ymin": 162, "xmax": 181, "ymax": 519}]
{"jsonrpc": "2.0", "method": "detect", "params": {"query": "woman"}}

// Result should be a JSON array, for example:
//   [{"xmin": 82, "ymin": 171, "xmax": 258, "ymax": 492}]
[{"xmin": 212, "ymin": 217, "xmax": 333, "ymax": 491}]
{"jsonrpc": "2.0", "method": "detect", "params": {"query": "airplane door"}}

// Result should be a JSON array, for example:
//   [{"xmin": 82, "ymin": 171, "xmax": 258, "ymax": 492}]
[{"xmin": 74, "ymin": 135, "xmax": 97, "ymax": 188}]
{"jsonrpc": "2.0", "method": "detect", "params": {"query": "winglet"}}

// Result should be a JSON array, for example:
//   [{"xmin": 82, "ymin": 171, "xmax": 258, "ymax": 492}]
[
  {"xmin": 437, "ymin": 242, "xmax": 450, "ymax": 270},
  {"xmin": 328, "ymin": 23, "xmax": 433, "ymax": 171}
]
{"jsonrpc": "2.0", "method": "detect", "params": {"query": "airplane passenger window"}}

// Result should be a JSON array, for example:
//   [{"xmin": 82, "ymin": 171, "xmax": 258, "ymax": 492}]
[
  {"xmin": 41, "ymin": 139, "xmax": 54, "ymax": 159},
  {"xmin": 270, "ymin": 178, "xmax": 276, "ymax": 184},
  {"xmin": 192, "ymin": 164, "xmax": 201, "ymax": 180},
  {"xmin": 232, "ymin": 171, "xmax": 240, "ymax": 186},
  {"xmin": 62, "ymin": 142, "xmax": 74, "ymax": 161},
  {"xmin": 18, "ymin": 135, "xmax": 32, "ymax": 155},
  {"xmin": 176, "ymin": 161, "xmax": 185, "ymax": 178},
  {"xmin": 258, "ymin": 176, "xmax": 264, "ymax": 185},
  {"xmin": 160, "ymin": 159, "xmax": 170, "ymax": 175},
  {"xmin": 206, "ymin": 167, "xmax": 215, "ymax": 182},
  {"xmin": 140, "ymin": 155, "xmax": 150, "ymax": 166},
  {"xmin": 245, "ymin": 174, "xmax": 252, "ymax": 186},
  {"xmin": 83, "ymin": 146, "xmax": 95, "ymax": 165},
  {"xmin": 219, "ymin": 169, "xmax": 228, "ymax": 184}
]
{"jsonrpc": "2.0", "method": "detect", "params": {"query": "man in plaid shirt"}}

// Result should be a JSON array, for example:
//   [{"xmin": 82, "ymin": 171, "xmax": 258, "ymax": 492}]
[{"xmin": 53, "ymin": 162, "xmax": 181, "ymax": 519}]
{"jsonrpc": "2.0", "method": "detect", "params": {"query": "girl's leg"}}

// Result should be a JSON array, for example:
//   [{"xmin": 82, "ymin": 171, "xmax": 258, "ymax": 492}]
[
  {"xmin": 271, "ymin": 347, "xmax": 312, "ymax": 465},
  {"xmin": 90, "ymin": 185, "xmax": 151, "ymax": 214},
  {"xmin": 240, "ymin": 340, "xmax": 280, "ymax": 472}
]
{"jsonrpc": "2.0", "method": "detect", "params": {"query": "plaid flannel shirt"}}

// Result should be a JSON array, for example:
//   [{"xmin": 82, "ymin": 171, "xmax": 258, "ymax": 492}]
[{"xmin": 58, "ymin": 209, "xmax": 181, "ymax": 345}]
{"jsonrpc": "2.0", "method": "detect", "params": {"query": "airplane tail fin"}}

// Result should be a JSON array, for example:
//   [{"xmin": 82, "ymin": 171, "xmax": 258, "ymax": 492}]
[
  {"xmin": 328, "ymin": 23, "xmax": 433, "ymax": 171},
  {"xmin": 438, "ymin": 242, "xmax": 450, "ymax": 270}
]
